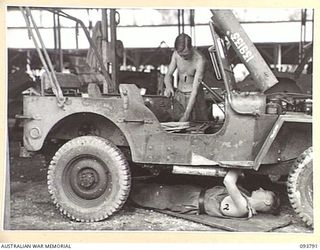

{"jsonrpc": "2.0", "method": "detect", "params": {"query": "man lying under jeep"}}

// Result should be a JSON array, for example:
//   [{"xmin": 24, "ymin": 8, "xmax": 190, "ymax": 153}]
[{"xmin": 130, "ymin": 170, "xmax": 280, "ymax": 218}]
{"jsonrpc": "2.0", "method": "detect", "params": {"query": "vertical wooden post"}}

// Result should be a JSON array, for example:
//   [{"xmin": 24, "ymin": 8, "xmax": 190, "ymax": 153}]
[
  {"xmin": 57, "ymin": 14, "xmax": 63, "ymax": 72},
  {"xmin": 4, "ymin": 137, "xmax": 10, "ymax": 229},
  {"xmin": 101, "ymin": 9, "xmax": 109, "ymax": 93},
  {"xmin": 110, "ymin": 9, "xmax": 118, "ymax": 91}
]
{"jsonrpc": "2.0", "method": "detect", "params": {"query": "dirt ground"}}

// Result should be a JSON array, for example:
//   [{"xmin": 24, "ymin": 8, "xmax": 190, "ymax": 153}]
[{"xmin": 7, "ymin": 141, "xmax": 313, "ymax": 233}]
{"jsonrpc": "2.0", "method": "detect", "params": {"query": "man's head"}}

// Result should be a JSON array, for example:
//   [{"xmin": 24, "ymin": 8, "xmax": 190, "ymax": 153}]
[
  {"xmin": 250, "ymin": 188, "xmax": 280, "ymax": 214},
  {"xmin": 174, "ymin": 33, "xmax": 193, "ymax": 60}
]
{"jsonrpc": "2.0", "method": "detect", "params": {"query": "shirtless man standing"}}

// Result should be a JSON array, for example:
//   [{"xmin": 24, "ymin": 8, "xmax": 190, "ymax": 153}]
[{"xmin": 164, "ymin": 33, "xmax": 208, "ymax": 122}]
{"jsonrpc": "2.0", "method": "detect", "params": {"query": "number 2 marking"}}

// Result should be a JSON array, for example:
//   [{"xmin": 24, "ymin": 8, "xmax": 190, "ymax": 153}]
[{"xmin": 223, "ymin": 204, "xmax": 230, "ymax": 211}]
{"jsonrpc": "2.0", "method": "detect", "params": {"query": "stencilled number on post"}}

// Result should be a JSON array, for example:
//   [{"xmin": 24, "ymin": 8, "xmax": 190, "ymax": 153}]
[{"xmin": 230, "ymin": 32, "xmax": 254, "ymax": 63}]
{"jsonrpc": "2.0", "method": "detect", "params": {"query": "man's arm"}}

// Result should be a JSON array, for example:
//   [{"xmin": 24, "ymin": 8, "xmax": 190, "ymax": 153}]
[
  {"xmin": 164, "ymin": 52, "xmax": 177, "ymax": 97},
  {"xmin": 223, "ymin": 170, "xmax": 248, "ymax": 213},
  {"xmin": 179, "ymin": 56, "xmax": 205, "ymax": 122}
]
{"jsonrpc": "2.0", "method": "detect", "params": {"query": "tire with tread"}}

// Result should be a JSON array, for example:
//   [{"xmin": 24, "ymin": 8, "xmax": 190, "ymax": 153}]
[
  {"xmin": 47, "ymin": 136, "xmax": 131, "ymax": 222},
  {"xmin": 287, "ymin": 147, "xmax": 313, "ymax": 228}
]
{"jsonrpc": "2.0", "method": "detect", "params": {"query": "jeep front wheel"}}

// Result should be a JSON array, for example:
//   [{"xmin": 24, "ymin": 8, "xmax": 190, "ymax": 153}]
[
  {"xmin": 47, "ymin": 136, "xmax": 131, "ymax": 222},
  {"xmin": 287, "ymin": 147, "xmax": 313, "ymax": 228}
]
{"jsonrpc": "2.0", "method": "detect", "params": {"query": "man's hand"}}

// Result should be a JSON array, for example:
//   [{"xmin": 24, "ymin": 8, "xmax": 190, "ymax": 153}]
[
  {"xmin": 223, "ymin": 169, "xmax": 243, "ymax": 186},
  {"xmin": 179, "ymin": 113, "xmax": 189, "ymax": 122},
  {"xmin": 164, "ymin": 88, "xmax": 174, "ymax": 98}
]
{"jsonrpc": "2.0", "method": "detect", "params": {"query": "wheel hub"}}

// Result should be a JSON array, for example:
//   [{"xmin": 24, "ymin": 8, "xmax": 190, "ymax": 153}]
[
  {"xmin": 67, "ymin": 156, "xmax": 111, "ymax": 200},
  {"xmin": 79, "ymin": 169, "xmax": 97, "ymax": 188}
]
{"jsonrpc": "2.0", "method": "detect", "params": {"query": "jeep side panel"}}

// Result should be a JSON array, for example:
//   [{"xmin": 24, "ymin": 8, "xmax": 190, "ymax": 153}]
[{"xmin": 22, "ymin": 96, "xmax": 274, "ymax": 170}]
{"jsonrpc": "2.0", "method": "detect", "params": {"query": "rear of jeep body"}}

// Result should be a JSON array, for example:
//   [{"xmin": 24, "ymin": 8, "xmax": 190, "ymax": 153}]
[{"xmin": 18, "ymin": 8, "xmax": 313, "ymax": 226}]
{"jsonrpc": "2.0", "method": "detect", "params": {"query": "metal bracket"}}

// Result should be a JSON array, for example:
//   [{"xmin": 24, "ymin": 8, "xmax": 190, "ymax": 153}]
[
  {"xmin": 15, "ymin": 114, "xmax": 41, "ymax": 120},
  {"xmin": 117, "ymin": 118, "xmax": 153, "ymax": 124}
]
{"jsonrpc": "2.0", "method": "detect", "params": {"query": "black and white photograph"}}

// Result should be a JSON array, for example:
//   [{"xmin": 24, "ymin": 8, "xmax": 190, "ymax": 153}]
[{"xmin": 5, "ymin": 6, "xmax": 313, "ymax": 234}]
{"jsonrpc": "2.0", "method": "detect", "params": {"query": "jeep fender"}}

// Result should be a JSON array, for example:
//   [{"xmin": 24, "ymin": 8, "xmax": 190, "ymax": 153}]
[
  {"xmin": 254, "ymin": 113, "xmax": 312, "ymax": 170},
  {"xmin": 22, "ymin": 85, "xmax": 162, "ymax": 162}
]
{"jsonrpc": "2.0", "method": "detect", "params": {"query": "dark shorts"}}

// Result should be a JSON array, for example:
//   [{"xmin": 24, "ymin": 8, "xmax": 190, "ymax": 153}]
[
  {"xmin": 130, "ymin": 184, "xmax": 251, "ymax": 218},
  {"xmin": 130, "ymin": 183, "xmax": 229, "ymax": 217}
]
